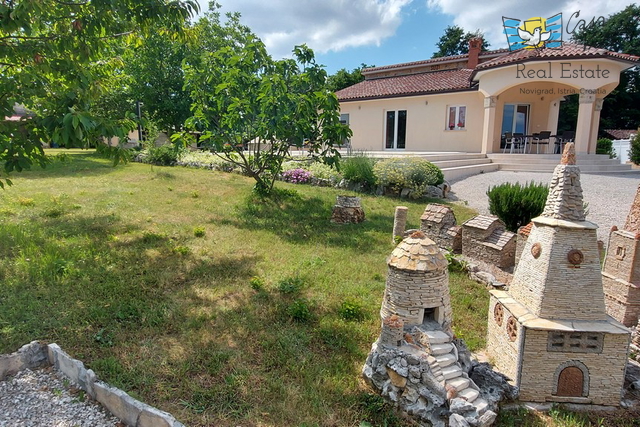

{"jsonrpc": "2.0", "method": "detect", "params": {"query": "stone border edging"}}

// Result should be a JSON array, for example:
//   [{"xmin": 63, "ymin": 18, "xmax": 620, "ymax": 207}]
[{"xmin": 0, "ymin": 341, "xmax": 184, "ymax": 427}]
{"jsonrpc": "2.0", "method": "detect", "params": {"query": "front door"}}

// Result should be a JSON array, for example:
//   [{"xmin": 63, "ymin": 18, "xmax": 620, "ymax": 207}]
[{"xmin": 556, "ymin": 366, "xmax": 583, "ymax": 397}]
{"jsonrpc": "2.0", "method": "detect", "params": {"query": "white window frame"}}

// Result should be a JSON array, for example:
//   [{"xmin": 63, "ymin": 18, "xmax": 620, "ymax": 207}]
[
  {"xmin": 447, "ymin": 105, "xmax": 467, "ymax": 131},
  {"xmin": 384, "ymin": 109, "xmax": 407, "ymax": 150}
]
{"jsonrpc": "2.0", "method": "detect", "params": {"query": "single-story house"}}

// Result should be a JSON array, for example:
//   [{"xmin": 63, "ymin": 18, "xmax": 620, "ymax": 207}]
[{"xmin": 336, "ymin": 39, "xmax": 639, "ymax": 154}]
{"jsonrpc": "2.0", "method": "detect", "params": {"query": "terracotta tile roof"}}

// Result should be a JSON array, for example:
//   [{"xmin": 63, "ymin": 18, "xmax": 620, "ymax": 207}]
[
  {"xmin": 518, "ymin": 222, "xmax": 534, "ymax": 237},
  {"xmin": 362, "ymin": 48, "xmax": 510, "ymax": 74},
  {"xmin": 336, "ymin": 69, "xmax": 475, "ymax": 101},
  {"xmin": 605, "ymin": 129, "xmax": 638, "ymax": 140},
  {"xmin": 474, "ymin": 43, "xmax": 639, "ymax": 72}
]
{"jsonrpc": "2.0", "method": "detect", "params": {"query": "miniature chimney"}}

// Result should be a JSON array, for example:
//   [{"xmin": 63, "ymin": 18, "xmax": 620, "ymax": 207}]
[{"xmin": 467, "ymin": 37, "xmax": 482, "ymax": 69}]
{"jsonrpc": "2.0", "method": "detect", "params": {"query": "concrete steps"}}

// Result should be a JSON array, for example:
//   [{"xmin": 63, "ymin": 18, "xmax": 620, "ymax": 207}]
[{"xmin": 487, "ymin": 153, "xmax": 637, "ymax": 174}]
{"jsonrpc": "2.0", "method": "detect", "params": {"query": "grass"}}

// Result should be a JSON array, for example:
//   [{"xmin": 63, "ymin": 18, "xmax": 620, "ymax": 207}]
[{"xmin": 0, "ymin": 149, "xmax": 626, "ymax": 427}]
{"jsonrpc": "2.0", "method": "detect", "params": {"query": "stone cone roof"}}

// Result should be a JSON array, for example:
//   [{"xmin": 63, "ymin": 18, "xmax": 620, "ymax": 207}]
[
  {"xmin": 541, "ymin": 143, "xmax": 586, "ymax": 222},
  {"xmin": 387, "ymin": 231, "xmax": 448, "ymax": 272},
  {"xmin": 624, "ymin": 184, "xmax": 640, "ymax": 233}
]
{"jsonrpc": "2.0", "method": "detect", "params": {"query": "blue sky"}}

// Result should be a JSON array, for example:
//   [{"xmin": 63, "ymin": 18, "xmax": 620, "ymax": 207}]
[{"xmin": 210, "ymin": 0, "xmax": 634, "ymax": 74}]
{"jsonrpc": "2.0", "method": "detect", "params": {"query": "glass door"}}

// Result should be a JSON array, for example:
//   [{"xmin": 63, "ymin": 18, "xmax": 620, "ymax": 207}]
[{"xmin": 501, "ymin": 104, "xmax": 530, "ymax": 135}]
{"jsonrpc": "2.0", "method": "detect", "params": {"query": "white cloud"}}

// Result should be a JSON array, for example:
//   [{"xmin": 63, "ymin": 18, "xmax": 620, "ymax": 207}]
[
  {"xmin": 215, "ymin": 0, "xmax": 413, "ymax": 58},
  {"xmin": 426, "ymin": 0, "xmax": 631, "ymax": 50}
]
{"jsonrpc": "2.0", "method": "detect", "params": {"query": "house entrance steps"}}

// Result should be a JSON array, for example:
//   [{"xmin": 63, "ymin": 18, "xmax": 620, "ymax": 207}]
[
  {"xmin": 487, "ymin": 153, "xmax": 637, "ymax": 174},
  {"xmin": 411, "ymin": 323, "xmax": 489, "ymax": 416}
]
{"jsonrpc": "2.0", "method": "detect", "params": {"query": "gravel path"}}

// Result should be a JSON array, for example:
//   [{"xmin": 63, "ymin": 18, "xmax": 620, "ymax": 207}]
[
  {"xmin": 449, "ymin": 170, "xmax": 640, "ymax": 243},
  {"xmin": 0, "ymin": 368, "xmax": 121, "ymax": 427}
]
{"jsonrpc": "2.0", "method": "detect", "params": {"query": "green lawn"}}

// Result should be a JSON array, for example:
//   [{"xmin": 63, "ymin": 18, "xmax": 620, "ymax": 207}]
[{"xmin": 2, "ymin": 150, "xmax": 629, "ymax": 427}]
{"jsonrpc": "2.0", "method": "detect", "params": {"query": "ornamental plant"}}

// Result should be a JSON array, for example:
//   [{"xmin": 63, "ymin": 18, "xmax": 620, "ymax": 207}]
[
  {"xmin": 486, "ymin": 181, "xmax": 548, "ymax": 232},
  {"xmin": 374, "ymin": 157, "xmax": 444, "ymax": 198},
  {"xmin": 282, "ymin": 168, "xmax": 312, "ymax": 184}
]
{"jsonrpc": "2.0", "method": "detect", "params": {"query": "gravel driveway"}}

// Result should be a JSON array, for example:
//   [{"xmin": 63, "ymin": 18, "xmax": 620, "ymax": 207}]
[{"xmin": 449, "ymin": 170, "xmax": 640, "ymax": 244}]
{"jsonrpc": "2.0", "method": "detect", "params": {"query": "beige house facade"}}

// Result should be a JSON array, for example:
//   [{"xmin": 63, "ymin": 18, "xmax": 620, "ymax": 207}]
[{"xmin": 336, "ymin": 41, "xmax": 639, "ymax": 154}]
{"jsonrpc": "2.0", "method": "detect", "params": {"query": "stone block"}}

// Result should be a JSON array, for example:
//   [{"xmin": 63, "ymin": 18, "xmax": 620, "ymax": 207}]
[
  {"xmin": 94, "ymin": 381, "xmax": 142, "ymax": 427},
  {"xmin": 449, "ymin": 413, "xmax": 470, "ymax": 427},
  {"xmin": 138, "ymin": 405, "xmax": 178, "ymax": 427},
  {"xmin": 0, "ymin": 341, "xmax": 48, "ymax": 381}
]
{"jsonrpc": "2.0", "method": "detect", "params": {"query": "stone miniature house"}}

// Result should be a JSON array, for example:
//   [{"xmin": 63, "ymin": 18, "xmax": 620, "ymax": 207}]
[
  {"xmin": 602, "ymin": 184, "xmax": 640, "ymax": 327},
  {"xmin": 364, "ymin": 231, "xmax": 497, "ymax": 426},
  {"xmin": 515, "ymin": 222, "xmax": 533, "ymax": 266},
  {"xmin": 462, "ymin": 215, "xmax": 516, "ymax": 269},
  {"xmin": 420, "ymin": 203, "xmax": 462, "ymax": 253},
  {"xmin": 486, "ymin": 144, "xmax": 630, "ymax": 406}
]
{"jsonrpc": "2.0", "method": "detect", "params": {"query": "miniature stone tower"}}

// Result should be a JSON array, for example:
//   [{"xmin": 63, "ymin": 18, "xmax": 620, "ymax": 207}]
[
  {"xmin": 602, "ymin": 184, "xmax": 640, "ymax": 327},
  {"xmin": 380, "ymin": 230, "xmax": 452, "ymax": 333},
  {"xmin": 486, "ymin": 144, "xmax": 630, "ymax": 406}
]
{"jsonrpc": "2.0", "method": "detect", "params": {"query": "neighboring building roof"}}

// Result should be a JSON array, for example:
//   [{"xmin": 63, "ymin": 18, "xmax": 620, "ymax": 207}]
[
  {"xmin": 463, "ymin": 215, "xmax": 500, "ymax": 230},
  {"xmin": 336, "ymin": 69, "xmax": 475, "ymax": 101},
  {"xmin": 420, "ymin": 203, "xmax": 455, "ymax": 224},
  {"xmin": 605, "ymin": 129, "xmax": 638, "ymax": 140},
  {"xmin": 362, "ymin": 48, "xmax": 510, "ymax": 75},
  {"xmin": 473, "ymin": 43, "xmax": 639, "ymax": 73}
]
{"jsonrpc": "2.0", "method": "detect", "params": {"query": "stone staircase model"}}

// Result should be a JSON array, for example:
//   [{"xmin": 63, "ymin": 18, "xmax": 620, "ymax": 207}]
[{"xmin": 415, "ymin": 326, "xmax": 489, "ymax": 415}]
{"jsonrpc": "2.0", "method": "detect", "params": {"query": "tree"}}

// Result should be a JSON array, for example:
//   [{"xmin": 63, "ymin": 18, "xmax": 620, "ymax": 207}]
[
  {"xmin": 569, "ymin": 5, "xmax": 640, "ymax": 132},
  {"xmin": 432, "ymin": 25, "xmax": 489, "ymax": 58},
  {"xmin": 0, "ymin": 0, "xmax": 198, "ymax": 186},
  {"xmin": 183, "ymin": 27, "xmax": 351, "ymax": 196},
  {"xmin": 327, "ymin": 64, "xmax": 373, "ymax": 92}
]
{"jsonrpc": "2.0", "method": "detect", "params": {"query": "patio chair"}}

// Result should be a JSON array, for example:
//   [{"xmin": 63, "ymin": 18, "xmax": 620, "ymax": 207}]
[
  {"xmin": 554, "ymin": 131, "xmax": 575, "ymax": 154},
  {"xmin": 503, "ymin": 132, "xmax": 522, "ymax": 153},
  {"xmin": 532, "ymin": 131, "xmax": 551, "ymax": 154}
]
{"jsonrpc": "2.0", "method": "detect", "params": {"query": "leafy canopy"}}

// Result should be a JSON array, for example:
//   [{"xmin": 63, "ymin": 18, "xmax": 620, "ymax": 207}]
[
  {"xmin": 432, "ymin": 25, "xmax": 489, "ymax": 58},
  {"xmin": 0, "ymin": 0, "xmax": 198, "ymax": 186},
  {"xmin": 182, "ymin": 23, "xmax": 351, "ymax": 196}
]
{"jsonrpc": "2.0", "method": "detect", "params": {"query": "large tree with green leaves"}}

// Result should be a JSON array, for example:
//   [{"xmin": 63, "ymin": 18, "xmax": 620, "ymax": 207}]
[
  {"xmin": 0, "ymin": 0, "xmax": 198, "ymax": 186},
  {"xmin": 568, "ymin": 4, "xmax": 640, "ymax": 132},
  {"xmin": 183, "ymin": 24, "xmax": 350, "ymax": 195},
  {"xmin": 432, "ymin": 25, "xmax": 489, "ymax": 58},
  {"xmin": 327, "ymin": 64, "xmax": 373, "ymax": 92}
]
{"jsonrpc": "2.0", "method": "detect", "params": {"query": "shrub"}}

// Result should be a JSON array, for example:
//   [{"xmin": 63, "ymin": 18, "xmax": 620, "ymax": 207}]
[
  {"xmin": 596, "ymin": 138, "xmax": 616, "ymax": 158},
  {"xmin": 177, "ymin": 151, "xmax": 238, "ymax": 172},
  {"xmin": 143, "ymin": 144, "xmax": 186, "ymax": 166},
  {"xmin": 630, "ymin": 133, "xmax": 640, "ymax": 165},
  {"xmin": 341, "ymin": 154, "xmax": 377, "ymax": 190},
  {"xmin": 281, "ymin": 168, "xmax": 312, "ymax": 184},
  {"xmin": 374, "ymin": 157, "xmax": 444, "ymax": 198},
  {"xmin": 486, "ymin": 181, "xmax": 548, "ymax": 232},
  {"xmin": 307, "ymin": 162, "xmax": 342, "ymax": 185}
]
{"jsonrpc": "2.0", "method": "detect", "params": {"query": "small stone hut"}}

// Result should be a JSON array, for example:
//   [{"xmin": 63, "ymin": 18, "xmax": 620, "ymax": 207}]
[
  {"xmin": 381, "ymin": 231, "xmax": 452, "ymax": 332},
  {"xmin": 602, "ymin": 184, "xmax": 640, "ymax": 327},
  {"xmin": 486, "ymin": 144, "xmax": 630, "ymax": 406},
  {"xmin": 420, "ymin": 203, "xmax": 462, "ymax": 253},
  {"xmin": 462, "ymin": 215, "xmax": 516, "ymax": 269},
  {"xmin": 363, "ymin": 231, "xmax": 494, "ymax": 425}
]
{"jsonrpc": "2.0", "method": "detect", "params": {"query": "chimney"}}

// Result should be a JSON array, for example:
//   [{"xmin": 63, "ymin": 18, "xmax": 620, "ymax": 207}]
[{"xmin": 467, "ymin": 37, "xmax": 482, "ymax": 69}]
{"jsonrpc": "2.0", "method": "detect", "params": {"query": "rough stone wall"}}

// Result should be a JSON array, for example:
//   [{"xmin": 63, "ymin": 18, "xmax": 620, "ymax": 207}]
[
  {"xmin": 624, "ymin": 185, "xmax": 640, "ymax": 233},
  {"xmin": 486, "ymin": 295, "xmax": 522, "ymax": 385},
  {"xmin": 380, "ymin": 268, "xmax": 451, "ymax": 328},
  {"xmin": 541, "ymin": 165, "xmax": 586, "ymax": 221},
  {"xmin": 519, "ymin": 329, "xmax": 629, "ymax": 406},
  {"xmin": 603, "ymin": 230, "xmax": 640, "ymax": 284},
  {"xmin": 499, "ymin": 238, "xmax": 517, "ymax": 269},
  {"xmin": 603, "ymin": 273, "xmax": 640, "ymax": 327},
  {"xmin": 509, "ymin": 224, "xmax": 606, "ymax": 321},
  {"xmin": 515, "ymin": 234, "xmax": 527, "ymax": 267}
]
